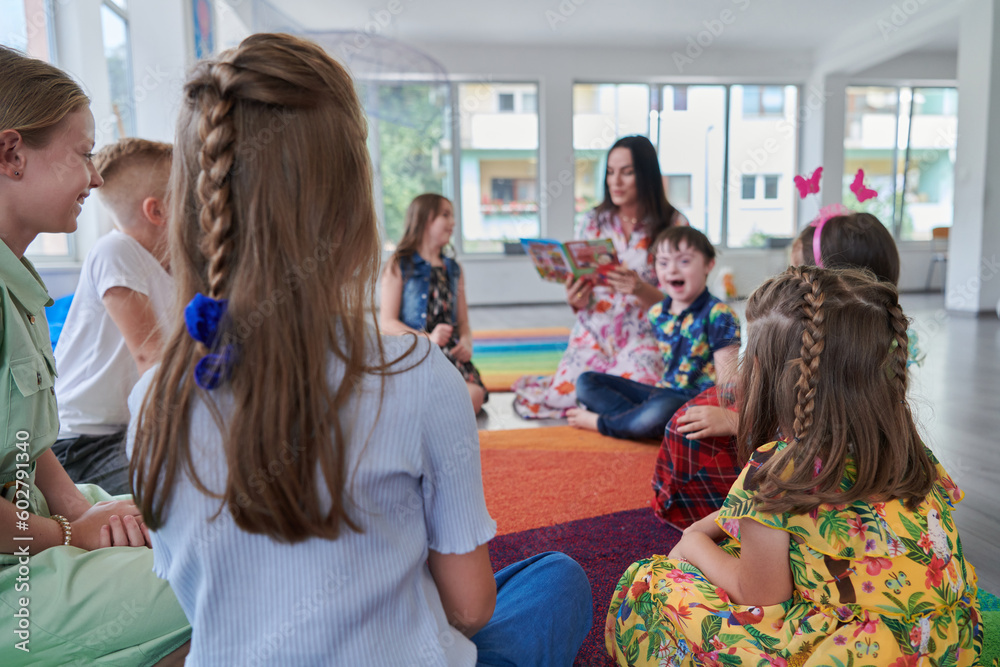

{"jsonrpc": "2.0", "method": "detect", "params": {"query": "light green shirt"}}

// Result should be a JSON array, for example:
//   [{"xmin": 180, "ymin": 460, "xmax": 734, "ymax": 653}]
[{"xmin": 0, "ymin": 239, "xmax": 58, "ymax": 519}]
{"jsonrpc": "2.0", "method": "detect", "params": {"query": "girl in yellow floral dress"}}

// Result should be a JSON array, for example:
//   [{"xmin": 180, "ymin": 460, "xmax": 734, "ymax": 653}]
[{"xmin": 606, "ymin": 266, "xmax": 982, "ymax": 667}]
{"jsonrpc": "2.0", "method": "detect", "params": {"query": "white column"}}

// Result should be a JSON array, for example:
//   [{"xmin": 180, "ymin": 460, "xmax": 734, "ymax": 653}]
[{"xmin": 947, "ymin": 0, "xmax": 1000, "ymax": 314}]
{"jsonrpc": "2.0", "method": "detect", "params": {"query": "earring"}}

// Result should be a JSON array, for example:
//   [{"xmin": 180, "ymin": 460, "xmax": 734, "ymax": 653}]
[{"xmin": 13, "ymin": 171, "xmax": 19, "ymax": 176}]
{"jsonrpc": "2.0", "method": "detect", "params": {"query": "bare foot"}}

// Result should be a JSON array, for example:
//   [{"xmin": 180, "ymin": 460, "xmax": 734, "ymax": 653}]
[{"xmin": 566, "ymin": 407, "xmax": 600, "ymax": 432}]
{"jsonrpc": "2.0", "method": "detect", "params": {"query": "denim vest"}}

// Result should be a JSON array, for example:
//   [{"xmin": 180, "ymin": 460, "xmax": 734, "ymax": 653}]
[{"xmin": 399, "ymin": 253, "xmax": 460, "ymax": 331}]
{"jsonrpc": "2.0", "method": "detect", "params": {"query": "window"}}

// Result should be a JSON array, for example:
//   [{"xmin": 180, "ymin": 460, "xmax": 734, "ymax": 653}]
[
  {"xmin": 362, "ymin": 82, "xmax": 452, "ymax": 250},
  {"xmin": 658, "ymin": 85, "xmax": 726, "ymax": 242},
  {"xmin": 572, "ymin": 83, "xmax": 651, "ymax": 223},
  {"xmin": 573, "ymin": 83, "xmax": 800, "ymax": 248},
  {"xmin": 663, "ymin": 174, "xmax": 692, "ymax": 208},
  {"xmin": 764, "ymin": 175, "xmax": 779, "ymax": 199},
  {"xmin": 459, "ymin": 82, "xmax": 539, "ymax": 253},
  {"xmin": 742, "ymin": 85, "xmax": 785, "ymax": 118},
  {"xmin": 727, "ymin": 85, "xmax": 799, "ymax": 246},
  {"xmin": 843, "ymin": 86, "xmax": 958, "ymax": 241},
  {"xmin": 14, "ymin": 0, "xmax": 69, "ymax": 260},
  {"xmin": 522, "ymin": 91, "xmax": 537, "ymax": 114},
  {"xmin": 672, "ymin": 86, "xmax": 688, "ymax": 112},
  {"xmin": 101, "ymin": 0, "xmax": 136, "ymax": 139}
]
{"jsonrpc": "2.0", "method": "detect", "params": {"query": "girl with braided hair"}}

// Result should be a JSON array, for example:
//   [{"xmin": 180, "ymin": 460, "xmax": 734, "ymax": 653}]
[
  {"xmin": 128, "ymin": 33, "xmax": 591, "ymax": 666},
  {"xmin": 0, "ymin": 47, "xmax": 190, "ymax": 664},
  {"xmin": 607, "ymin": 267, "xmax": 982, "ymax": 666}
]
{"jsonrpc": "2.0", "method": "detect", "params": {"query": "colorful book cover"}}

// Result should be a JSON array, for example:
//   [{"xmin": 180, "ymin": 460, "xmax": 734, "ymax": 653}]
[{"xmin": 520, "ymin": 238, "xmax": 620, "ymax": 284}]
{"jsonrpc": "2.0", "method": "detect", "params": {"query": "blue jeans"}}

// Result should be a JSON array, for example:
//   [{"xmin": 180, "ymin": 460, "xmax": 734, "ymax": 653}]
[
  {"xmin": 576, "ymin": 372, "xmax": 690, "ymax": 440},
  {"xmin": 472, "ymin": 552, "xmax": 592, "ymax": 667}
]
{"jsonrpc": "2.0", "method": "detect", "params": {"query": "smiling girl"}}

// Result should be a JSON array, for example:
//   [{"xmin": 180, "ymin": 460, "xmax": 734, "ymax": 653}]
[{"xmin": 0, "ymin": 46, "xmax": 190, "ymax": 665}]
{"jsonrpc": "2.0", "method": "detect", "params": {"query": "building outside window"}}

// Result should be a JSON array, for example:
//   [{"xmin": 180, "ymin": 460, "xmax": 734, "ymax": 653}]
[
  {"xmin": 663, "ymin": 174, "xmax": 692, "ymax": 209},
  {"xmin": 458, "ymin": 82, "xmax": 539, "ymax": 253},
  {"xmin": 843, "ymin": 86, "xmax": 958, "ymax": 241}
]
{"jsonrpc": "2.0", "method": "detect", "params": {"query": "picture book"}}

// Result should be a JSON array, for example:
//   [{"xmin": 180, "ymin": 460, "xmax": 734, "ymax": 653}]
[{"xmin": 520, "ymin": 237, "xmax": 620, "ymax": 284}]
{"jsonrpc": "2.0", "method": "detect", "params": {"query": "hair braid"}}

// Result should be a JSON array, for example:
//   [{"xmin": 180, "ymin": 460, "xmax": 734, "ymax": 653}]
[
  {"xmin": 887, "ymin": 299, "xmax": 911, "ymax": 401},
  {"xmin": 195, "ymin": 64, "xmax": 238, "ymax": 300},
  {"xmin": 792, "ymin": 268, "xmax": 826, "ymax": 442}
]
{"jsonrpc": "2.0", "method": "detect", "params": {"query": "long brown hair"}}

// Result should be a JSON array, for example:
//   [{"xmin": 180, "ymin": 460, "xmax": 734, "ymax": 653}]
[
  {"xmin": 595, "ymin": 135, "xmax": 678, "ymax": 240},
  {"xmin": 132, "ymin": 33, "xmax": 403, "ymax": 542},
  {"xmin": 0, "ymin": 46, "xmax": 89, "ymax": 146},
  {"xmin": 389, "ymin": 192, "xmax": 450, "ymax": 275},
  {"xmin": 736, "ymin": 266, "xmax": 936, "ymax": 515},
  {"xmin": 796, "ymin": 212, "xmax": 900, "ymax": 284}
]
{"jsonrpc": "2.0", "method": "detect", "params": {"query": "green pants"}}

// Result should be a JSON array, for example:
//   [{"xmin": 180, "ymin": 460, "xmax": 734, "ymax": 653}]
[{"xmin": 0, "ymin": 485, "xmax": 190, "ymax": 666}]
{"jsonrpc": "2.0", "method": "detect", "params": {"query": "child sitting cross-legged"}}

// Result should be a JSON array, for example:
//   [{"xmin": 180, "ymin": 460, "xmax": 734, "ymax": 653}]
[
  {"xmin": 568, "ymin": 226, "xmax": 740, "ymax": 440},
  {"xmin": 52, "ymin": 138, "xmax": 174, "ymax": 496}
]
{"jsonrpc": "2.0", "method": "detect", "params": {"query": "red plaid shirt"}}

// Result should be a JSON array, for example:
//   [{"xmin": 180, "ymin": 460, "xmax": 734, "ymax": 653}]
[{"xmin": 652, "ymin": 386, "xmax": 743, "ymax": 528}]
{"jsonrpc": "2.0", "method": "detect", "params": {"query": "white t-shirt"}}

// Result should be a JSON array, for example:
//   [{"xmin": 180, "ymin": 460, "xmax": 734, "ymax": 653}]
[
  {"xmin": 127, "ymin": 335, "xmax": 497, "ymax": 666},
  {"xmin": 55, "ymin": 230, "xmax": 174, "ymax": 437}
]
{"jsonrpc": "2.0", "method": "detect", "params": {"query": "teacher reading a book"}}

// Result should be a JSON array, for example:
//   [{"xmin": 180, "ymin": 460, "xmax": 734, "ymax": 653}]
[{"xmin": 513, "ymin": 135, "xmax": 687, "ymax": 419}]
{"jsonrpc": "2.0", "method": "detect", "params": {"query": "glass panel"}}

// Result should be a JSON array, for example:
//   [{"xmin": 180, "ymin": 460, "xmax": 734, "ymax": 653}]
[
  {"xmin": 572, "ymin": 83, "xmax": 650, "ymax": 228},
  {"xmin": 741, "ymin": 175, "xmax": 756, "ymax": 199},
  {"xmin": 843, "ymin": 86, "xmax": 900, "ymax": 229},
  {"xmin": 664, "ymin": 174, "xmax": 692, "ymax": 208},
  {"xmin": 101, "ymin": 3, "xmax": 135, "ymax": 139},
  {"xmin": 726, "ymin": 85, "xmax": 800, "ymax": 247},
  {"xmin": 25, "ymin": 233, "xmax": 70, "ymax": 257},
  {"xmin": 364, "ymin": 82, "xmax": 452, "ymax": 250},
  {"xmin": 2, "ymin": 0, "xmax": 51, "ymax": 60},
  {"xmin": 458, "ymin": 82, "xmax": 539, "ymax": 253},
  {"xmin": 764, "ymin": 175, "xmax": 779, "ymax": 199},
  {"xmin": 900, "ymin": 87, "xmax": 958, "ymax": 241},
  {"xmin": 658, "ymin": 85, "xmax": 725, "ymax": 243}
]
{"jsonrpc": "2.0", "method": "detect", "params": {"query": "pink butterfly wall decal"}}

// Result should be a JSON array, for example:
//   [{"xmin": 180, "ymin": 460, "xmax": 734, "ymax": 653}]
[
  {"xmin": 850, "ymin": 169, "xmax": 878, "ymax": 202},
  {"xmin": 794, "ymin": 166, "xmax": 822, "ymax": 199}
]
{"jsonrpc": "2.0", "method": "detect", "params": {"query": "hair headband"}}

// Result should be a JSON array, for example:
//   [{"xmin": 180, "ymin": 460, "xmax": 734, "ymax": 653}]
[{"xmin": 795, "ymin": 166, "xmax": 877, "ymax": 268}]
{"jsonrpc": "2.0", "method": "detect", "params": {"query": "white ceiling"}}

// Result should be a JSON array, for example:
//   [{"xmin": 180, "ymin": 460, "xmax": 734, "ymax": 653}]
[{"xmin": 270, "ymin": 0, "xmax": 960, "ymax": 53}]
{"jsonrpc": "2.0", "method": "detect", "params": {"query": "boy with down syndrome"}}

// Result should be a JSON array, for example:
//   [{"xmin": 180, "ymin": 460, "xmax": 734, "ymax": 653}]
[{"xmin": 569, "ymin": 226, "xmax": 739, "ymax": 441}]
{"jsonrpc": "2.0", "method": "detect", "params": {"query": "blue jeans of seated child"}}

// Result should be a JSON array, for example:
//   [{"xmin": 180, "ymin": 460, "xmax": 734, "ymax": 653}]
[
  {"xmin": 576, "ymin": 371, "xmax": 690, "ymax": 440},
  {"xmin": 472, "ymin": 552, "xmax": 592, "ymax": 667}
]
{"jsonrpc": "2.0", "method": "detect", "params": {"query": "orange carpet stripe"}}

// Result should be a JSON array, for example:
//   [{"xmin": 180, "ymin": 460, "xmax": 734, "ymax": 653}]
[
  {"xmin": 473, "ymin": 327, "xmax": 572, "ymax": 339},
  {"xmin": 479, "ymin": 428, "xmax": 660, "ymax": 535}
]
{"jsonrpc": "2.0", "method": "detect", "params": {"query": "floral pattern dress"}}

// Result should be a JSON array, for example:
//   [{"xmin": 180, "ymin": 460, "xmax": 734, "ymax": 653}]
[
  {"xmin": 608, "ymin": 441, "xmax": 982, "ymax": 667},
  {"xmin": 427, "ymin": 266, "xmax": 487, "ymax": 398},
  {"xmin": 513, "ymin": 209, "xmax": 675, "ymax": 419}
]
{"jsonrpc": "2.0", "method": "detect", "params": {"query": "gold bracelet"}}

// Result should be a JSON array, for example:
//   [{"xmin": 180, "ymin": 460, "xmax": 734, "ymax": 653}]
[{"xmin": 50, "ymin": 514, "xmax": 72, "ymax": 546}]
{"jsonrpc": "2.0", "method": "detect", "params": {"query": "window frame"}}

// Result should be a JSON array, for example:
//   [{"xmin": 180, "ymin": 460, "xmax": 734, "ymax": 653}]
[{"xmin": 842, "ymin": 78, "xmax": 959, "ymax": 245}]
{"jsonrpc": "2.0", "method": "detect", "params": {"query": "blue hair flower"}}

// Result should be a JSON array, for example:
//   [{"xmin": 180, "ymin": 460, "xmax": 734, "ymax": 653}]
[
  {"xmin": 194, "ymin": 344, "xmax": 238, "ymax": 390},
  {"xmin": 185, "ymin": 293, "xmax": 229, "ymax": 347},
  {"xmin": 184, "ymin": 293, "xmax": 236, "ymax": 390}
]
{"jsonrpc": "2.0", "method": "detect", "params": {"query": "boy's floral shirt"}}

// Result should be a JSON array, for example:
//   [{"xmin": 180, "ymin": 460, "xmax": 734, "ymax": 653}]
[{"xmin": 647, "ymin": 289, "xmax": 740, "ymax": 398}]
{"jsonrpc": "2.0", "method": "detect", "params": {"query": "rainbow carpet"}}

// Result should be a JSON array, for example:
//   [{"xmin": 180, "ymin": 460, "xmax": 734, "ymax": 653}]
[
  {"xmin": 472, "ymin": 327, "xmax": 570, "ymax": 393},
  {"xmin": 480, "ymin": 427, "xmax": 674, "ymax": 666},
  {"xmin": 480, "ymin": 426, "xmax": 1000, "ymax": 666}
]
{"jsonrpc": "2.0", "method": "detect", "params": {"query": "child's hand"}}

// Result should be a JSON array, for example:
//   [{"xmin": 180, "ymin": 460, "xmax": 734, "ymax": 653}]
[
  {"xmin": 606, "ymin": 267, "xmax": 640, "ymax": 295},
  {"xmin": 428, "ymin": 324, "xmax": 454, "ymax": 347},
  {"xmin": 451, "ymin": 339, "xmax": 473, "ymax": 363},
  {"xmin": 70, "ymin": 499, "xmax": 144, "ymax": 551},
  {"xmin": 675, "ymin": 406, "xmax": 738, "ymax": 440},
  {"xmin": 99, "ymin": 514, "xmax": 152, "ymax": 549},
  {"xmin": 565, "ymin": 276, "xmax": 592, "ymax": 311}
]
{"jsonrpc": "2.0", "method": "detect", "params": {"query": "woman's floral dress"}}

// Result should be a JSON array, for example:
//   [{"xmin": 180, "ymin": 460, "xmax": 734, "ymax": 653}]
[
  {"xmin": 607, "ymin": 441, "xmax": 982, "ymax": 667},
  {"xmin": 513, "ymin": 209, "xmax": 675, "ymax": 419}
]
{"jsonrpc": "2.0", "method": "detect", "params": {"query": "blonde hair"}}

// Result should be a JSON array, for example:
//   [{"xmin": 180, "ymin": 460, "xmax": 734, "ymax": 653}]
[
  {"xmin": 0, "ymin": 46, "xmax": 89, "ymax": 146},
  {"xmin": 93, "ymin": 138, "xmax": 172, "ymax": 225},
  {"xmin": 736, "ymin": 266, "xmax": 936, "ymax": 515},
  {"xmin": 132, "ymin": 33, "xmax": 412, "ymax": 542}
]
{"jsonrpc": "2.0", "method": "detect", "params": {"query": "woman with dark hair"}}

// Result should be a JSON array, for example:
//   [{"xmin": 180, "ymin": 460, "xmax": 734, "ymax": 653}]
[{"xmin": 514, "ymin": 135, "xmax": 686, "ymax": 419}]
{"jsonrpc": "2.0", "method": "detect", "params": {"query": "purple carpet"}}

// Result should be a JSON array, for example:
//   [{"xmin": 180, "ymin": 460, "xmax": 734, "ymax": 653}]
[{"xmin": 489, "ymin": 507, "xmax": 682, "ymax": 667}]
